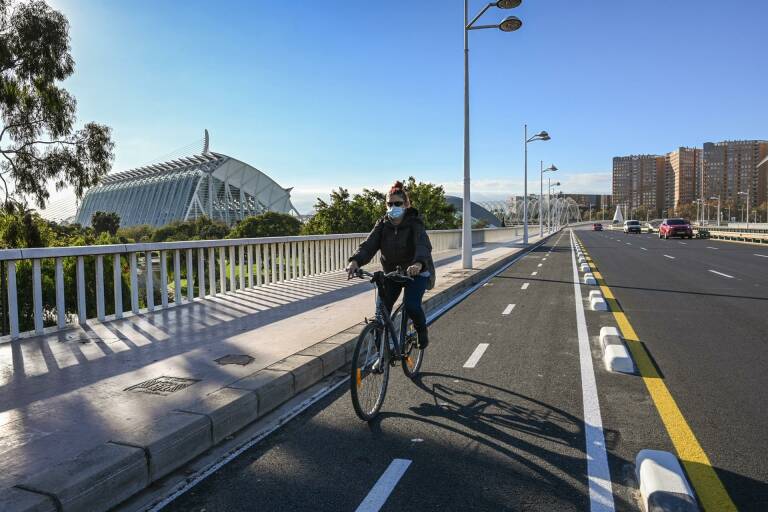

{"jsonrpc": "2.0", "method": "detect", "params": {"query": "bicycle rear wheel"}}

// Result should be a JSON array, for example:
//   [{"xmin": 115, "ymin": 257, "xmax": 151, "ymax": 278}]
[
  {"xmin": 350, "ymin": 323, "xmax": 390, "ymax": 421},
  {"xmin": 394, "ymin": 305, "xmax": 424, "ymax": 379}
]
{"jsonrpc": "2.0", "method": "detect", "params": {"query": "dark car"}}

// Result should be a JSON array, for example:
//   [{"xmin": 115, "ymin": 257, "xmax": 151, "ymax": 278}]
[
  {"xmin": 593, "ymin": 223, "xmax": 603, "ymax": 231},
  {"xmin": 659, "ymin": 218, "xmax": 693, "ymax": 239}
]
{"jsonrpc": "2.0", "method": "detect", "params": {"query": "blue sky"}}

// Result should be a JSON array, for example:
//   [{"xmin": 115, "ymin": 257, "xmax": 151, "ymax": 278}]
[{"xmin": 44, "ymin": 0, "xmax": 767, "ymax": 215}]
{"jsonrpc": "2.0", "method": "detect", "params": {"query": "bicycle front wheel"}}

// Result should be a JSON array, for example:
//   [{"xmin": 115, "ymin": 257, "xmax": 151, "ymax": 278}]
[{"xmin": 350, "ymin": 323, "xmax": 390, "ymax": 421}]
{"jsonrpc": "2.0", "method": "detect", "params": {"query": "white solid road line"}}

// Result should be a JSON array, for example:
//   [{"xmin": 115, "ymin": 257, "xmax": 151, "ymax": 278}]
[
  {"xmin": 755, "ymin": 254, "xmax": 768, "ymax": 258},
  {"xmin": 355, "ymin": 459, "xmax": 412, "ymax": 512},
  {"xmin": 709, "ymin": 270, "xmax": 734, "ymax": 278},
  {"xmin": 521, "ymin": 283, "xmax": 529, "ymax": 290},
  {"xmin": 463, "ymin": 343, "xmax": 490, "ymax": 368},
  {"xmin": 531, "ymin": 271, "xmax": 538, "ymax": 276},
  {"xmin": 502, "ymin": 304, "xmax": 516, "ymax": 315},
  {"xmin": 569, "ymin": 230, "xmax": 615, "ymax": 512},
  {"xmin": 664, "ymin": 255, "xmax": 675, "ymax": 259}
]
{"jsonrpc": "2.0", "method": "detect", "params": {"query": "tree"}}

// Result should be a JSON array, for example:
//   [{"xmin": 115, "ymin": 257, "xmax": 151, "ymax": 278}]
[
  {"xmin": 402, "ymin": 177, "xmax": 458, "ymax": 230},
  {"xmin": 0, "ymin": 0, "xmax": 114, "ymax": 209},
  {"xmin": 228, "ymin": 212, "xmax": 301, "ymax": 238},
  {"xmin": 91, "ymin": 211, "xmax": 119, "ymax": 235},
  {"xmin": 150, "ymin": 216, "xmax": 228, "ymax": 242},
  {"xmin": 302, "ymin": 188, "xmax": 380, "ymax": 234}
]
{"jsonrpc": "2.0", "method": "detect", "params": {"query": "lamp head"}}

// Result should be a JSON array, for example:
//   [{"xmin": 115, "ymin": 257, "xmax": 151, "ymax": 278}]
[
  {"xmin": 499, "ymin": 15, "xmax": 523, "ymax": 32},
  {"xmin": 536, "ymin": 130, "xmax": 550, "ymax": 140},
  {"xmin": 496, "ymin": 0, "xmax": 522, "ymax": 8}
]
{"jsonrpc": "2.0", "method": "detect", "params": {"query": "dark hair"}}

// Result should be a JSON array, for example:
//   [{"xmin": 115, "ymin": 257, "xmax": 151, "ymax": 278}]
[{"xmin": 388, "ymin": 181, "xmax": 409, "ymax": 202}]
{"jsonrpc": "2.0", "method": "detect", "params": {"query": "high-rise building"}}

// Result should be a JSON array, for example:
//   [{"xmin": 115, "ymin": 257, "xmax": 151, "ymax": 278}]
[
  {"xmin": 666, "ymin": 147, "xmax": 702, "ymax": 209},
  {"xmin": 612, "ymin": 155, "xmax": 665, "ymax": 216},
  {"xmin": 703, "ymin": 140, "xmax": 768, "ymax": 206}
]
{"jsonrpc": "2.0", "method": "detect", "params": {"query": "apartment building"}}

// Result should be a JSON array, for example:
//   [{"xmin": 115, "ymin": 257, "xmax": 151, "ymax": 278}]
[
  {"xmin": 703, "ymin": 140, "xmax": 768, "ymax": 206},
  {"xmin": 612, "ymin": 155, "xmax": 665, "ymax": 215},
  {"xmin": 666, "ymin": 147, "xmax": 702, "ymax": 209}
]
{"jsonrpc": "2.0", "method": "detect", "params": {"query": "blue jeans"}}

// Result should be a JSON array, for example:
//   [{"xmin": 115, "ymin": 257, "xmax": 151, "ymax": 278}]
[{"xmin": 380, "ymin": 275, "xmax": 429, "ymax": 332}]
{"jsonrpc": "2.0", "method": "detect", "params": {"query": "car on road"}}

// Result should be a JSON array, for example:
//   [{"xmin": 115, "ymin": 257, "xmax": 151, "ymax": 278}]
[
  {"xmin": 659, "ymin": 218, "xmax": 693, "ymax": 239},
  {"xmin": 593, "ymin": 223, "xmax": 603, "ymax": 231},
  {"xmin": 643, "ymin": 222, "xmax": 656, "ymax": 233},
  {"xmin": 623, "ymin": 220, "xmax": 642, "ymax": 234}
]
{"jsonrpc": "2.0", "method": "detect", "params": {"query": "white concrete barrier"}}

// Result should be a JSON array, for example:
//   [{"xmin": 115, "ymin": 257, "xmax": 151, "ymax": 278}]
[
  {"xmin": 580, "ymin": 263, "xmax": 590, "ymax": 273},
  {"xmin": 636, "ymin": 450, "xmax": 700, "ymax": 512},
  {"xmin": 583, "ymin": 273, "xmax": 597, "ymax": 285},
  {"xmin": 589, "ymin": 290, "xmax": 607, "ymax": 311},
  {"xmin": 599, "ymin": 327, "xmax": 635, "ymax": 373}
]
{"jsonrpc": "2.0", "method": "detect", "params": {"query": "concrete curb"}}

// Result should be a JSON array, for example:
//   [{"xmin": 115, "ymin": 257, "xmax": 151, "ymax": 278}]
[
  {"xmin": 0, "ymin": 232, "xmax": 559, "ymax": 512},
  {"xmin": 635, "ymin": 449, "xmax": 700, "ymax": 511},
  {"xmin": 599, "ymin": 327, "xmax": 636, "ymax": 374},
  {"xmin": 589, "ymin": 290, "xmax": 608, "ymax": 311}
]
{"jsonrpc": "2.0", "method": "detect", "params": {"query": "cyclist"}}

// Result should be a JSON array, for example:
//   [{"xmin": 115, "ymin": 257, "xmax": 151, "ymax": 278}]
[{"xmin": 346, "ymin": 181, "xmax": 435, "ymax": 349}]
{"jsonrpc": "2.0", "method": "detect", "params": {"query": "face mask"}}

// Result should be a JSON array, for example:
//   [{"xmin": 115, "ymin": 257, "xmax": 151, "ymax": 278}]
[{"xmin": 387, "ymin": 206, "xmax": 405, "ymax": 219}]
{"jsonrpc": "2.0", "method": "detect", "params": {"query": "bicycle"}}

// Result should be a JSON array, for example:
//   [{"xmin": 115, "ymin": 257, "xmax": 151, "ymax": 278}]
[{"xmin": 349, "ymin": 268, "xmax": 425, "ymax": 421}]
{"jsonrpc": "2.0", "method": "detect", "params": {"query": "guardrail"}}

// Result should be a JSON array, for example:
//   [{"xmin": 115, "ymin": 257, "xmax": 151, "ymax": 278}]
[{"xmin": 0, "ymin": 227, "xmax": 522, "ymax": 341}]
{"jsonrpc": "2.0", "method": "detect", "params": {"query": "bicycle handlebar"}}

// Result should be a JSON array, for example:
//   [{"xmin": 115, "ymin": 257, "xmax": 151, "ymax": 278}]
[{"xmin": 352, "ymin": 267, "xmax": 414, "ymax": 282}]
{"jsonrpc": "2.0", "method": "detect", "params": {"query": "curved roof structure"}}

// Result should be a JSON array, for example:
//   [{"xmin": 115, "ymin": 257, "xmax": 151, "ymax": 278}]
[
  {"xmin": 75, "ymin": 152, "xmax": 298, "ymax": 227},
  {"xmin": 445, "ymin": 195, "xmax": 502, "ymax": 227}
]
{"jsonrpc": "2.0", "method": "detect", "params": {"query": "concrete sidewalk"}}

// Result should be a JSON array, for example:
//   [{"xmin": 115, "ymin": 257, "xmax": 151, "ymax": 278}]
[{"xmin": 0, "ymin": 233, "xmax": 552, "ymax": 511}]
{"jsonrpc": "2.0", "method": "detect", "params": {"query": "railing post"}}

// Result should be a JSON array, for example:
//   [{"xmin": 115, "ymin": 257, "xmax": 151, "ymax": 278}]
[
  {"xmin": 198, "ymin": 248, "xmax": 206, "ymax": 298},
  {"xmin": 228, "ymin": 245, "xmax": 236, "ymax": 292},
  {"xmin": 238, "ymin": 245, "xmax": 245, "ymax": 290},
  {"xmin": 299, "ymin": 241, "xmax": 305, "ymax": 278},
  {"xmin": 160, "ymin": 250, "xmax": 168, "ymax": 307},
  {"xmin": 77, "ymin": 255, "xmax": 87, "ymax": 324},
  {"xmin": 289, "ymin": 242, "xmax": 296, "ymax": 280},
  {"xmin": 186, "ymin": 248, "xmax": 194, "ymax": 301},
  {"xmin": 208, "ymin": 247, "xmax": 216, "ymax": 295},
  {"xmin": 32, "ymin": 259, "xmax": 43, "ymax": 334},
  {"xmin": 129, "ymin": 252, "xmax": 139, "ymax": 313},
  {"xmin": 218, "ymin": 246, "xmax": 226, "ymax": 293},
  {"xmin": 55, "ymin": 257, "xmax": 65, "ymax": 328},
  {"xmin": 173, "ymin": 250, "xmax": 182, "ymax": 304},
  {"xmin": 96, "ymin": 255, "xmax": 106, "ymax": 320},
  {"xmin": 113, "ymin": 254, "xmax": 123, "ymax": 319},
  {"xmin": 310, "ymin": 240, "xmax": 315, "ymax": 275},
  {"xmin": 255, "ymin": 244, "xmax": 262, "ymax": 285},
  {"xmin": 270, "ymin": 243, "xmax": 277, "ymax": 283},
  {"xmin": 247, "ymin": 245, "xmax": 254, "ymax": 288},
  {"xmin": 145, "ymin": 251, "xmax": 154, "ymax": 312},
  {"xmin": 6, "ymin": 261, "xmax": 19, "ymax": 339}
]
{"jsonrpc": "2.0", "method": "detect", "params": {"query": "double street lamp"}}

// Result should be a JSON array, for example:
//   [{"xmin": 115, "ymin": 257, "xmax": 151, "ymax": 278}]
[
  {"xmin": 548, "ymin": 180, "xmax": 560, "ymax": 233},
  {"xmin": 523, "ymin": 126, "xmax": 550, "ymax": 243},
  {"xmin": 461, "ymin": 0, "xmax": 523, "ymax": 269},
  {"xmin": 539, "ymin": 162, "xmax": 557, "ymax": 236},
  {"xmin": 738, "ymin": 190, "xmax": 750, "ymax": 229}
]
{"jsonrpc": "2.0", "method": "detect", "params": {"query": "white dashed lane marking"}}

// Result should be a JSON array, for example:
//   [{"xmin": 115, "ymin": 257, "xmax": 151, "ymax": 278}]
[
  {"xmin": 502, "ymin": 304, "xmax": 516, "ymax": 315},
  {"xmin": 664, "ymin": 255, "xmax": 675, "ymax": 259},
  {"xmin": 709, "ymin": 270, "xmax": 734, "ymax": 278},
  {"xmin": 521, "ymin": 283, "xmax": 529, "ymax": 290},
  {"xmin": 463, "ymin": 343, "xmax": 490, "ymax": 368}
]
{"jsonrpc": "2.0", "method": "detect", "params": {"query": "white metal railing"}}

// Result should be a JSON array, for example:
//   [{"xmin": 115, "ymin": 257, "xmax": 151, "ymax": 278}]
[{"xmin": 0, "ymin": 227, "xmax": 522, "ymax": 341}]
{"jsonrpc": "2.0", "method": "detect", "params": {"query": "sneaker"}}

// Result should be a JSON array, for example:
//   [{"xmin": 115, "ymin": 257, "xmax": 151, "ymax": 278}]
[{"xmin": 416, "ymin": 329, "xmax": 429, "ymax": 349}]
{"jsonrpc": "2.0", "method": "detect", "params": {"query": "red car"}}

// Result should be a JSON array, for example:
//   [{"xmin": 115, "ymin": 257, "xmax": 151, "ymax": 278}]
[
  {"xmin": 659, "ymin": 218, "xmax": 693, "ymax": 239},
  {"xmin": 593, "ymin": 223, "xmax": 603, "ymax": 231}
]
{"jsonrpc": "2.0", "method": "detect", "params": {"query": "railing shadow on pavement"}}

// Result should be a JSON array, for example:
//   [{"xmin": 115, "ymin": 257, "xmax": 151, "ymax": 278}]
[{"xmin": 0, "ymin": 241, "xmax": 523, "ymax": 413}]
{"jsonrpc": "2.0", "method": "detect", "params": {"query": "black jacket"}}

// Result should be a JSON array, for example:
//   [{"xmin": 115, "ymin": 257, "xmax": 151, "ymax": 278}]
[{"xmin": 349, "ymin": 208, "xmax": 435, "ymax": 289}]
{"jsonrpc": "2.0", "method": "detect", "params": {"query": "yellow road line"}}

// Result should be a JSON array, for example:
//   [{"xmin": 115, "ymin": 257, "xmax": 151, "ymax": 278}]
[{"xmin": 576, "ymin": 235, "xmax": 737, "ymax": 511}]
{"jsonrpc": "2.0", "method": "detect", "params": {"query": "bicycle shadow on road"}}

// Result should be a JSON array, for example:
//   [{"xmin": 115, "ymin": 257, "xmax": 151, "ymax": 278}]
[{"xmin": 367, "ymin": 371, "xmax": 633, "ymax": 511}]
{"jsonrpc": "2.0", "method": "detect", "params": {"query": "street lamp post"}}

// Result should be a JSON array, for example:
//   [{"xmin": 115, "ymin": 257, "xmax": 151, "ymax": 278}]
[
  {"xmin": 461, "ymin": 0, "xmax": 522, "ymax": 269},
  {"xmin": 710, "ymin": 196, "xmax": 720, "ymax": 226},
  {"xmin": 524, "ymin": 125, "xmax": 550, "ymax": 243},
  {"xmin": 548, "ymin": 180, "xmax": 560, "ymax": 233},
  {"xmin": 539, "ymin": 162, "xmax": 557, "ymax": 236},
  {"xmin": 738, "ymin": 190, "xmax": 750, "ymax": 229}
]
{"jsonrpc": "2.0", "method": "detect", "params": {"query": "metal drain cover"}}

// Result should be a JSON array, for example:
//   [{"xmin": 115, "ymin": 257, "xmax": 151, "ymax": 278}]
[
  {"xmin": 215, "ymin": 354, "xmax": 254, "ymax": 366},
  {"xmin": 125, "ymin": 376, "xmax": 199, "ymax": 396}
]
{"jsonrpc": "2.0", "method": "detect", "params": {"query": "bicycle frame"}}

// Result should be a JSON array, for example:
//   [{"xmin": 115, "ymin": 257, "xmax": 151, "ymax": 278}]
[{"xmin": 374, "ymin": 286, "xmax": 408, "ymax": 359}]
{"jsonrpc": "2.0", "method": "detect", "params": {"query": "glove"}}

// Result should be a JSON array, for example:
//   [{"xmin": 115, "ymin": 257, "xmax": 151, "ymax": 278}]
[
  {"xmin": 346, "ymin": 260, "xmax": 359, "ymax": 279},
  {"xmin": 406, "ymin": 263, "xmax": 423, "ymax": 276}
]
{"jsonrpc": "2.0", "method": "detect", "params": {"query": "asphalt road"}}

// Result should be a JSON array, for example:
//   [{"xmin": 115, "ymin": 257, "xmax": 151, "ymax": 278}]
[
  {"xmin": 576, "ymin": 227, "xmax": 768, "ymax": 511},
  {"xmin": 162, "ymin": 230, "xmax": 659, "ymax": 512}
]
